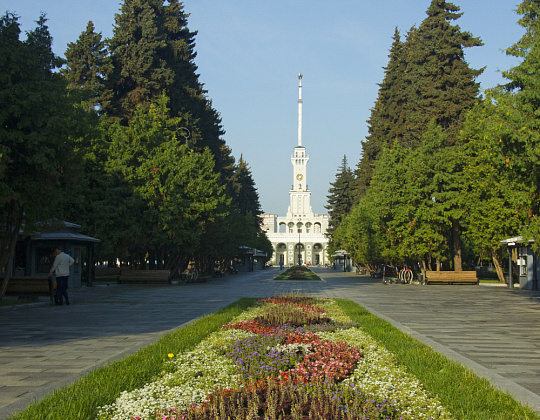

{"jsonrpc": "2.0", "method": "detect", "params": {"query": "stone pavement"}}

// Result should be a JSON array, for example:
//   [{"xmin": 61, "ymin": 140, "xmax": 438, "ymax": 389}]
[{"xmin": 1, "ymin": 267, "xmax": 540, "ymax": 418}]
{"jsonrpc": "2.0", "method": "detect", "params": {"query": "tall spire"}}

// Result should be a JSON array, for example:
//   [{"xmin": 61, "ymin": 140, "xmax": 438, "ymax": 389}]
[{"xmin": 298, "ymin": 72, "xmax": 303, "ymax": 147}]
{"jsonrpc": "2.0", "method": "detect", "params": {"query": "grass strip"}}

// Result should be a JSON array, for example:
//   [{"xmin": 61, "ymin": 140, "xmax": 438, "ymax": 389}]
[
  {"xmin": 8, "ymin": 298, "xmax": 259, "ymax": 420},
  {"xmin": 335, "ymin": 298, "xmax": 540, "ymax": 420}
]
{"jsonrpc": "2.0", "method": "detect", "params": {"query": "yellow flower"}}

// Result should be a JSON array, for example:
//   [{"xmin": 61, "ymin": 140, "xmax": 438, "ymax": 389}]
[{"xmin": 168, "ymin": 353, "xmax": 174, "ymax": 358}]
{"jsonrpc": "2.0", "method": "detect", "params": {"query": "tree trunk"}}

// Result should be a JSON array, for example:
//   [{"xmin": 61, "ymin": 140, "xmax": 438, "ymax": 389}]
[
  {"xmin": 491, "ymin": 248, "xmax": 505, "ymax": 283},
  {"xmin": 421, "ymin": 259, "xmax": 428, "ymax": 283},
  {"xmin": 436, "ymin": 256, "xmax": 441, "ymax": 271},
  {"xmin": 0, "ymin": 200, "xmax": 24, "ymax": 300},
  {"xmin": 452, "ymin": 219, "xmax": 462, "ymax": 271}
]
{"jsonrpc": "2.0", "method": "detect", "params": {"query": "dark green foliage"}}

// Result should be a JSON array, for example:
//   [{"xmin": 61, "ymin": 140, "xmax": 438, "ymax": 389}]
[
  {"xmin": 57, "ymin": 1, "xmax": 265, "ymax": 270},
  {"xmin": 499, "ymin": 0, "xmax": 540, "ymax": 249},
  {"xmin": 401, "ymin": 0, "xmax": 483, "ymax": 147},
  {"xmin": 0, "ymin": 13, "xmax": 79, "ymax": 287},
  {"xmin": 325, "ymin": 155, "xmax": 355, "ymax": 241},
  {"xmin": 345, "ymin": 1, "xmax": 484, "ymax": 270},
  {"xmin": 355, "ymin": 28, "xmax": 407, "ymax": 195},
  {"xmin": 105, "ymin": 0, "xmax": 234, "ymax": 178},
  {"xmin": 230, "ymin": 155, "xmax": 262, "ymax": 219},
  {"xmin": 63, "ymin": 21, "xmax": 113, "ymax": 111}
]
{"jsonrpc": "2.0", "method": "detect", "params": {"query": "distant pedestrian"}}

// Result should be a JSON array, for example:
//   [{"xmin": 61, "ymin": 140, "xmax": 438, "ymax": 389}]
[
  {"xmin": 279, "ymin": 260, "xmax": 284, "ymax": 270},
  {"xmin": 48, "ymin": 247, "xmax": 74, "ymax": 306}
]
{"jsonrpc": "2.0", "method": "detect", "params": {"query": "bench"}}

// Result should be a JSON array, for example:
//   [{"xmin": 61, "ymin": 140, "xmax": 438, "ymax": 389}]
[
  {"xmin": 425, "ymin": 271, "xmax": 478, "ymax": 285},
  {"xmin": 118, "ymin": 269, "xmax": 171, "ymax": 284},
  {"xmin": 95, "ymin": 267, "xmax": 121, "ymax": 277},
  {"xmin": 3, "ymin": 276, "xmax": 55, "ymax": 304}
]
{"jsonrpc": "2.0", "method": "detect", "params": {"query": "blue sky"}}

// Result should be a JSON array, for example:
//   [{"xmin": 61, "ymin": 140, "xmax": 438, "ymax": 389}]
[{"xmin": 4, "ymin": 0, "xmax": 525, "ymax": 215}]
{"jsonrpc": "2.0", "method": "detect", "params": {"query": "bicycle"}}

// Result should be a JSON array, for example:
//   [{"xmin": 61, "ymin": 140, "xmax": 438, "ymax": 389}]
[
  {"xmin": 181, "ymin": 267, "xmax": 199, "ymax": 283},
  {"xmin": 382, "ymin": 266, "xmax": 395, "ymax": 284},
  {"xmin": 398, "ymin": 267, "xmax": 413, "ymax": 284}
]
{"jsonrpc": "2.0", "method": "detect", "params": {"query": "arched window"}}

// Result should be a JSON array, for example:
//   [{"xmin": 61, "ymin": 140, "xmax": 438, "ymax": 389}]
[
  {"xmin": 288, "ymin": 222, "xmax": 294, "ymax": 233},
  {"xmin": 279, "ymin": 223, "xmax": 287, "ymax": 233},
  {"xmin": 314, "ymin": 223, "xmax": 321, "ymax": 233},
  {"xmin": 305, "ymin": 222, "xmax": 312, "ymax": 233},
  {"xmin": 296, "ymin": 222, "xmax": 303, "ymax": 233}
]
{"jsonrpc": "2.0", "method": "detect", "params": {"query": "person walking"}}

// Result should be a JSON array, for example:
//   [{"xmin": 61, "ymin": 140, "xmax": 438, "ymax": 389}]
[{"xmin": 48, "ymin": 247, "xmax": 75, "ymax": 306}]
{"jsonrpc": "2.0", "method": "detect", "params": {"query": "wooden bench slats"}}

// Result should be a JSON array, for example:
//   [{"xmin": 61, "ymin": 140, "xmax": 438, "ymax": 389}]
[
  {"xmin": 3, "ymin": 277, "xmax": 55, "ymax": 303},
  {"xmin": 119, "ymin": 270, "xmax": 171, "ymax": 284},
  {"xmin": 426, "ymin": 271, "xmax": 478, "ymax": 285},
  {"xmin": 95, "ymin": 267, "xmax": 121, "ymax": 277}
]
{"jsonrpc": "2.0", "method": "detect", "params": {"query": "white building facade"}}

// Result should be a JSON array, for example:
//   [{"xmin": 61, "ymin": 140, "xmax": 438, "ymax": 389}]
[{"xmin": 262, "ymin": 74, "xmax": 329, "ymax": 267}]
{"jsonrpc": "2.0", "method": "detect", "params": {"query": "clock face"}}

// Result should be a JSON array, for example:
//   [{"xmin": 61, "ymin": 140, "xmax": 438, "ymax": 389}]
[{"xmin": 296, "ymin": 174, "xmax": 303, "ymax": 180}]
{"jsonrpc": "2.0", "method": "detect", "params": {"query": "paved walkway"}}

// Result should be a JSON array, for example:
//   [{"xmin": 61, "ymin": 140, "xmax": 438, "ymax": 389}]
[{"xmin": 1, "ymin": 267, "xmax": 540, "ymax": 418}]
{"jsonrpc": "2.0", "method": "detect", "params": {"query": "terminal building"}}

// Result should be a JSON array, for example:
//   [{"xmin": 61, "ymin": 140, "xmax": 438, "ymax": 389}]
[{"xmin": 262, "ymin": 74, "xmax": 329, "ymax": 267}]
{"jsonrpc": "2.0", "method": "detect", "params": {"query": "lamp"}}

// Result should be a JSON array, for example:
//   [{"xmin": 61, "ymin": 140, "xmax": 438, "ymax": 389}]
[{"xmin": 175, "ymin": 127, "xmax": 191, "ymax": 147}]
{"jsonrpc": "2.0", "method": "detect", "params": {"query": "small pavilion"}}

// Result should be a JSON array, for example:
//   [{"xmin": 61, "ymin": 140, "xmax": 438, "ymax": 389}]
[
  {"xmin": 14, "ymin": 220, "xmax": 100, "ymax": 288},
  {"xmin": 500, "ymin": 236, "xmax": 538, "ymax": 290}
]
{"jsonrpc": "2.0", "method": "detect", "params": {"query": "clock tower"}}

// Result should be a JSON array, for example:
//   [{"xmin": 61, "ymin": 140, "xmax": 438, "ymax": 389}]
[
  {"xmin": 288, "ymin": 73, "xmax": 313, "ymax": 218},
  {"xmin": 261, "ymin": 73, "xmax": 329, "ymax": 268}
]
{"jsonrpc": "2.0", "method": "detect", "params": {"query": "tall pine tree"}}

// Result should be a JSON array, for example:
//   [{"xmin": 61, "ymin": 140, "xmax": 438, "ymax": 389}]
[
  {"xmin": 63, "ymin": 21, "xmax": 112, "ymax": 111},
  {"xmin": 355, "ymin": 28, "xmax": 407, "ymax": 196},
  {"xmin": 326, "ymin": 156, "xmax": 355, "ymax": 242},
  {"xmin": 401, "ymin": 0, "xmax": 484, "ymax": 147},
  {"xmin": 105, "ymin": 0, "xmax": 234, "ymax": 178}
]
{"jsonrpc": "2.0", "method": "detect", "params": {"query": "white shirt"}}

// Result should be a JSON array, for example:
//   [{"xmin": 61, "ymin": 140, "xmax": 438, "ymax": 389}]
[{"xmin": 49, "ymin": 252, "xmax": 75, "ymax": 277}]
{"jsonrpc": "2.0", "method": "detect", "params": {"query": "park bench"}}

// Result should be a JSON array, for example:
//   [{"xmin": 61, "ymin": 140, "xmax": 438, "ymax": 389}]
[
  {"xmin": 425, "ymin": 271, "xmax": 478, "ymax": 285},
  {"xmin": 3, "ymin": 276, "xmax": 55, "ymax": 304},
  {"xmin": 118, "ymin": 269, "xmax": 171, "ymax": 284},
  {"xmin": 95, "ymin": 267, "xmax": 121, "ymax": 277}
]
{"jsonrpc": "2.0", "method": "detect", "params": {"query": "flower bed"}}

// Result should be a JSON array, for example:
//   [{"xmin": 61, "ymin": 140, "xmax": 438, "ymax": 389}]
[
  {"xmin": 97, "ymin": 296, "xmax": 451, "ymax": 420},
  {"xmin": 274, "ymin": 266, "xmax": 321, "ymax": 281}
]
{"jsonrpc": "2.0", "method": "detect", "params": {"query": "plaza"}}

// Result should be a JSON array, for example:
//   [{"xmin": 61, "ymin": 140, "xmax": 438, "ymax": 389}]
[{"xmin": 1, "ymin": 268, "xmax": 540, "ymax": 418}]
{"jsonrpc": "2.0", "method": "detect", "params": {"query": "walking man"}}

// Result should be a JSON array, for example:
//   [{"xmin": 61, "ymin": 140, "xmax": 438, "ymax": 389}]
[{"xmin": 48, "ymin": 247, "xmax": 75, "ymax": 306}]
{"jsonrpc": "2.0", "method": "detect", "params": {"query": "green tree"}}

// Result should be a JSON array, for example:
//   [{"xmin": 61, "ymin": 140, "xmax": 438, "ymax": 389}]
[
  {"xmin": 0, "ymin": 13, "xmax": 76, "ymax": 297},
  {"xmin": 106, "ymin": 97, "xmax": 229, "ymax": 273},
  {"xmin": 332, "ymin": 195, "xmax": 385, "ymax": 270},
  {"xmin": 460, "ymin": 94, "xmax": 529, "ymax": 281},
  {"xmin": 355, "ymin": 28, "xmax": 407, "ymax": 196},
  {"xmin": 500, "ymin": 0, "xmax": 540, "ymax": 250},
  {"xmin": 106, "ymin": 0, "xmax": 234, "ymax": 181},
  {"xmin": 326, "ymin": 156, "xmax": 355, "ymax": 241},
  {"xmin": 401, "ymin": 0, "xmax": 483, "ymax": 147},
  {"xmin": 200, "ymin": 154, "xmax": 270, "ymax": 272},
  {"xmin": 230, "ymin": 155, "xmax": 262, "ymax": 219},
  {"xmin": 63, "ymin": 21, "xmax": 113, "ymax": 111}
]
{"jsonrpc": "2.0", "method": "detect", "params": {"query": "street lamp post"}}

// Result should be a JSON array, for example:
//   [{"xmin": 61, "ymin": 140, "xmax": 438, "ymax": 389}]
[
  {"xmin": 297, "ymin": 231, "xmax": 301, "ymax": 265},
  {"xmin": 175, "ymin": 127, "xmax": 190, "ymax": 147}
]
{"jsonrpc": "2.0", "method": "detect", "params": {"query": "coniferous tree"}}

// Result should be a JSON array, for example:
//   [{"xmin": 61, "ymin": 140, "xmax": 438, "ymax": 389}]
[
  {"xmin": 230, "ymin": 155, "xmax": 262, "ymax": 218},
  {"xmin": 326, "ymin": 156, "xmax": 355, "ymax": 241},
  {"xmin": 401, "ymin": 0, "xmax": 484, "ymax": 147},
  {"xmin": 355, "ymin": 28, "xmax": 407, "ymax": 196},
  {"xmin": 63, "ymin": 21, "xmax": 112, "ymax": 111},
  {"xmin": 106, "ymin": 0, "xmax": 234, "ymax": 177}
]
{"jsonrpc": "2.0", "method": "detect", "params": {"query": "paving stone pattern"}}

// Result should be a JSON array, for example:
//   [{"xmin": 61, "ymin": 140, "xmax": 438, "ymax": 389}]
[{"xmin": 1, "ymin": 267, "xmax": 540, "ymax": 418}]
